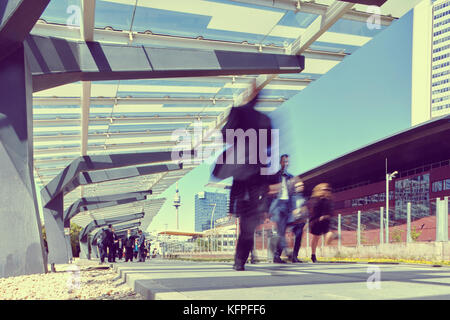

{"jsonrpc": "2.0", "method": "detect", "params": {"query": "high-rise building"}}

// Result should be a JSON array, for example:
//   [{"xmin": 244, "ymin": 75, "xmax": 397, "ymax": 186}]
[
  {"xmin": 194, "ymin": 191, "xmax": 229, "ymax": 232},
  {"xmin": 412, "ymin": 0, "xmax": 450, "ymax": 125}
]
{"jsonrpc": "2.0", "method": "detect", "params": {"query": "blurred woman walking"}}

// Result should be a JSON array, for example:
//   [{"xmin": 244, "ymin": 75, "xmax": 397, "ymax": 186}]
[{"xmin": 307, "ymin": 183, "xmax": 339, "ymax": 263}]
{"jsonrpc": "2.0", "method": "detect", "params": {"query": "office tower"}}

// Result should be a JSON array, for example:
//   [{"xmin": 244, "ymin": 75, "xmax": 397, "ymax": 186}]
[
  {"xmin": 194, "ymin": 191, "xmax": 229, "ymax": 232},
  {"xmin": 412, "ymin": 0, "xmax": 450, "ymax": 125}
]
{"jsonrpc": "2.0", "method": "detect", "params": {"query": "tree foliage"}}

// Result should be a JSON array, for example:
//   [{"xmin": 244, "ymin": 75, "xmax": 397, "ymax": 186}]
[
  {"xmin": 70, "ymin": 223, "xmax": 82, "ymax": 257},
  {"xmin": 40, "ymin": 223, "xmax": 83, "ymax": 257}
]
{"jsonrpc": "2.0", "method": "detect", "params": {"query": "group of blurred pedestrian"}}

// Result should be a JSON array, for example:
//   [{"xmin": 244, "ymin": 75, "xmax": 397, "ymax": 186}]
[
  {"xmin": 211, "ymin": 94, "xmax": 338, "ymax": 271},
  {"xmin": 98, "ymin": 227, "xmax": 155, "ymax": 264},
  {"xmin": 267, "ymin": 155, "xmax": 337, "ymax": 265}
]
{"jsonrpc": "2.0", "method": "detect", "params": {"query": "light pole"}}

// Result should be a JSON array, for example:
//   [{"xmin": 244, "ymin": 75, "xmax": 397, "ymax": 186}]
[
  {"xmin": 173, "ymin": 182, "xmax": 181, "ymax": 230},
  {"xmin": 385, "ymin": 170, "xmax": 398, "ymax": 243},
  {"xmin": 210, "ymin": 203, "xmax": 217, "ymax": 251}
]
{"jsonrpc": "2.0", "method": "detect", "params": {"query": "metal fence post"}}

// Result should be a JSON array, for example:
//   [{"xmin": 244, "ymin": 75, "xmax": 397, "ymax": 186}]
[
  {"xmin": 386, "ymin": 206, "xmax": 389, "ymax": 244},
  {"xmin": 262, "ymin": 227, "xmax": 265, "ymax": 252},
  {"xmin": 446, "ymin": 197, "xmax": 449, "ymax": 241},
  {"xmin": 338, "ymin": 214, "xmax": 342, "ymax": 249},
  {"xmin": 380, "ymin": 207, "xmax": 384, "ymax": 244},
  {"xmin": 407, "ymin": 202, "xmax": 412, "ymax": 243},
  {"xmin": 436, "ymin": 198, "xmax": 441, "ymax": 241},
  {"xmin": 306, "ymin": 218, "xmax": 310, "ymax": 253},
  {"xmin": 436, "ymin": 197, "xmax": 449, "ymax": 242},
  {"xmin": 321, "ymin": 234, "xmax": 324, "ymax": 253},
  {"xmin": 357, "ymin": 210, "xmax": 361, "ymax": 246}
]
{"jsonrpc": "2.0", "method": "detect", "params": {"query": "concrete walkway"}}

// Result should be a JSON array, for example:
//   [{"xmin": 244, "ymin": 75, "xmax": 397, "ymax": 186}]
[{"xmin": 113, "ymin": 259, "xmax": 450, "ymax": 300}]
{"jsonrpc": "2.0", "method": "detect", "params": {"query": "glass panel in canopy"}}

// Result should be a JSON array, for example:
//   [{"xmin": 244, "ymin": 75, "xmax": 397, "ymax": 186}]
[{"xmin": 40, "ymin": 0, "xmax": 81, "ymax": 26}]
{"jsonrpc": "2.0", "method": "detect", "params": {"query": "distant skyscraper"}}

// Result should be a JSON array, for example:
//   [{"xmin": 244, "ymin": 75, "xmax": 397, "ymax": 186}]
[
  {"xmin": 194, "ymin": 191, "xmax": 229, "ymax": 232},
  {"xmin": 412, "ymin": 0, "xmax": 450, "ymax": 125}
]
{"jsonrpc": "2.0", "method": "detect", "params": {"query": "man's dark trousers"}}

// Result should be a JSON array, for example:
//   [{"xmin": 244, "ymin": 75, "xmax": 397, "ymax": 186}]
[
  {"xmin": 291, "ymin": 222, "xmax": 305, "ymax": 259},
  {"xmin": 273, "ymin": 200, "xmax": 290, "ymax": 260},
  {"xmin": 234, "ymin": 213, "xmax": 260, "ymax": 267},
  {"xmin": 139, "ymin": 246, "xmax": 146, "ymax": 262},
  {"xmin": 125, "ymin": 247, "xmax": 133, "ymax": 262},
  {"xmin": 108, "ymin": 244, "xmax": 116, "ymax": 262},
  {"xmin": 99, "ymin": 243, "xmax": 106, "ymax": 263}
]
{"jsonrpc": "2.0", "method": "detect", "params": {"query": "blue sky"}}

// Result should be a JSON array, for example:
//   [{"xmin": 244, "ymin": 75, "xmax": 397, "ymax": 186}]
[{"xmin": 148, "ymin": 8, "xmax": 415, "ymax": 233}]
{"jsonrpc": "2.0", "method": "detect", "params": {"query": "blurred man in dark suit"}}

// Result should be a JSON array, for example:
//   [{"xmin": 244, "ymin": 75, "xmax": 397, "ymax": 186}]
[
  {"xmin": 137, "ymin": 230, "xmax": 146, "ymax": 262},
  {"xmin": 105, "ymin": 224, "xmax": 117, "ymax": 263},
  {"xmin": 124, "ymin": 229, "xmax": 134, "ymax": 262},
  {"xmin": 212, "ymin": 94, "xmax": 274, "ymax": 271}
]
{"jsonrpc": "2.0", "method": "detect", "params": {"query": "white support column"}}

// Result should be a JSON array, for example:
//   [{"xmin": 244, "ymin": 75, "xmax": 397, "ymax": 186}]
[
  {"xmin": 80, "ymin": 0, "xmax": 95, "ymax": 155},
  {"xmin": 80, "ymin": 1, "xmax": 95, "ymax": 198},
  {"xmin": 81, "ymin": 81, "xmax": 91, "ymax": 156},
  {"xmin": 81, "ymin": 0, "xmax": 96, "ymax": 41}
]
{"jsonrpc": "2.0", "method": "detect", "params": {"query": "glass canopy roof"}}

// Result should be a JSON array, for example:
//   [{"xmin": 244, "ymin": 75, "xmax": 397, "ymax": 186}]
[{"xmin": 31, "ymin": 0, "xmax": 401, "ymax": 230}]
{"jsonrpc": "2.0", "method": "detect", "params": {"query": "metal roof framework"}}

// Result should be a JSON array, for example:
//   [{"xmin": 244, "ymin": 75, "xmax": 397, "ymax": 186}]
[{"xmin": 30, "ymin": 0, "xmax": 398, "ymax": 237}]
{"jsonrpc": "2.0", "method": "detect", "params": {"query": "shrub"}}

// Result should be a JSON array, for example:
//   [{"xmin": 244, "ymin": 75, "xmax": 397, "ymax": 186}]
[
  {"xmin": 411, "ymin": 226, "xmax": 422, "ymax": 241},
  {"xmin": 391, "ymin": 228, "xmax": 403, "ymax": 243}
]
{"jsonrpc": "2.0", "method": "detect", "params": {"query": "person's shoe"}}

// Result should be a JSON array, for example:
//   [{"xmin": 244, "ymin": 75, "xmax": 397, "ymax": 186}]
[
  {"xmin": 311, "ymin": 254, "xmax": 317, "ymax": 263},
  {"xmin": 273, "ymin": 257, "xmax": 287, "ymax": 264},
  {"xmin": 291, "ymin": 257, "xmax": 303, "ymax": 263},
  {"xmin": 250, "ymin": 259, "xmax": 257, "ymax": 264},
  {"xmin": 233, "ymin": 264, "xmax": 245, "ymax": 271}
]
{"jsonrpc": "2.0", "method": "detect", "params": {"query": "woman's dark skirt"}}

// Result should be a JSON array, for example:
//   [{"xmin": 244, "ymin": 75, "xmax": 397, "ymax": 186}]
[{"xmin": 310, "ymin": 219, "xmax": 330, "ymax": 236}]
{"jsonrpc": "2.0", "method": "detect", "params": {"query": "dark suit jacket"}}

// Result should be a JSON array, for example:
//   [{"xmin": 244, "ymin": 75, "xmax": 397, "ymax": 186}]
[
  {"xmin": 266, "ymin": 169, "xmax": 294, "ymax": 213},
  {"xmin": 228, "ymin": 176, "xmax": 268, "ymax": 217},
  {"xmin": 138, "ymin": 234, "xmax": 146, "ymax": 248},
  {"xmin": 124, "ymin": 236, "xmax": 134, "ymax": 248},
  {"xmin": 212, "ymin": 96, "xmax": 273, "ymax": 217},
  {"xmin": 268, "ymin": 170, "xmax": 294, "ymax": 185},
  {"xmin": 212, "ymin": 96, "xmax": 273, "ymax": 181},
  {"xmin": 103, "ymin": 229, "xmax": 116, "ymax": 246}
]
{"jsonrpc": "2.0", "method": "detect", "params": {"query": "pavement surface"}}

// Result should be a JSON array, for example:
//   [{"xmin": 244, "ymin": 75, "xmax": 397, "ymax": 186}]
[{"xmin": 113, "ymin": 259, "xmax": 450, "ymax": 300}]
